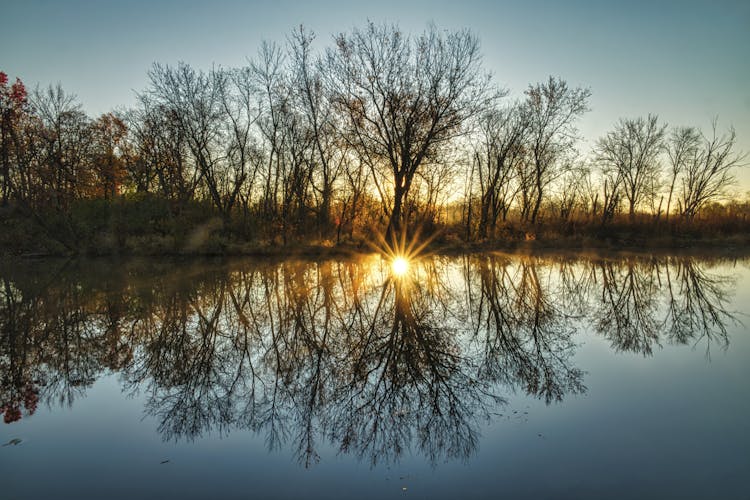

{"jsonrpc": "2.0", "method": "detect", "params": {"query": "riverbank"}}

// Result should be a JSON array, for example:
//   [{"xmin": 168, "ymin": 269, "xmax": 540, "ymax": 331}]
[
  {"xmin": 6, "ymin": 232, "xmax": 750, "ymax": 260},
  {"xmin": 4, "ymin": 202, "xmax": 749, "ymax": 258}
]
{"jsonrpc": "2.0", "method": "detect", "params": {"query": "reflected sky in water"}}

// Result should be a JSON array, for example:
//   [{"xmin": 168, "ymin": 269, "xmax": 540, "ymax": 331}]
[{"xmin": 1, "ymin": 253, "xmax": 748, "ymax": 499}]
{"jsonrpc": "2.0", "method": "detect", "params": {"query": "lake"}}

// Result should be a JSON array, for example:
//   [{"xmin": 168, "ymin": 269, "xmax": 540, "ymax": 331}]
[{"xmin": 1, "ymin": 252, "xmax": 749, "ymax": 499}]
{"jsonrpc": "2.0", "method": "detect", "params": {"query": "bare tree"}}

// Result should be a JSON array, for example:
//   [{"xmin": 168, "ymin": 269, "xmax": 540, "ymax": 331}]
[
  {"xmin": 678, "ymin": 120, "xmax": 745, "ymax": 219},
  {"xmin": 553, "ymin": 160, "xmax": 588, "ymax": 222},
  {"xmin": 145, "ymin": 63, "xmax": 249, "ymax": 222},
  {"xmin": 31, "ymin": 84, "xmax": 93, "ymax": 208},
  {"xmin": 289, "ymin": 26, "xmax": 340, "ymax": 234},
  {"xmin": 277, "ymin": 95, "xmax": 315, "ymax": 241},
  {"xmin": 665, "ymin": 126, "xmax": 700, "ymax": 221},
  {"xmin": 250, "ymin": 42, "xmax": 288, "ymax": 223},
  {"xmin": 474, "ymin": 102, "xmax": 527, "ymax": 238},
  {"xmin": 523, "ymin": 77, "xmax": 590, "ymax": 224},
  {"xmin": 336, "ymin": 152, "xmax": 370, "ymax": 241},
  {"xmin": 126, "ymin": 99, "xmax": 201, "ymax": 203},
  {"xmin": 595, "ymin": 114, "xmax": 666, "ymax": 220},
  {"xmin": 578, "ymin": 166, "xmax": 601, "ymax": 220},
  {"xmin": 599, "ymin": 166, "xmax": 624, "ymax": 226},
  {"xmin": 215, "ymin": 66, "xmax": 263, "ymax": 229},
  {"xmin": 408, "ymin": 153, "xmax": 458, "ymax": 229},
  {"xmin": 325, "ymin": 22, "xmax": 492, "ymax": 240}
]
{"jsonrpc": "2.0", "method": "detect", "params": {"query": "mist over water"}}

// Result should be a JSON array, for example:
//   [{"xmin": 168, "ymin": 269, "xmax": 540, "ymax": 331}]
[{"xmin": 1, "ymin": 253, "xmax": 748, "ymax": 499}]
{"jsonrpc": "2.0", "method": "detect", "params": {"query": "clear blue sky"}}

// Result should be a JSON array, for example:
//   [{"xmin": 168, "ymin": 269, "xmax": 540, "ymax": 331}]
[{"xmin": 3, "ymin": 0, "xmax": 749, "ymax": 187}]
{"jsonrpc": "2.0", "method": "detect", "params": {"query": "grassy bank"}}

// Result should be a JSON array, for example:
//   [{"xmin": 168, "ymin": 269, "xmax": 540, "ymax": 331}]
[{"xmin": 2, "ymin": 196, "xmax": 749, "ymax": 258}]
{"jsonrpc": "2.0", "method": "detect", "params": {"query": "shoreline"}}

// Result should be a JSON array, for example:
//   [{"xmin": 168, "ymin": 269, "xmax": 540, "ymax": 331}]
[{"xmin": 7, "ymin": 234, "xmax": 750, "ymax": 261}]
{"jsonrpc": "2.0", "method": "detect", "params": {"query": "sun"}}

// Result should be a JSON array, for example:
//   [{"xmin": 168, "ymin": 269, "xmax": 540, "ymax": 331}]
[
  {"xmin": 391, "ymin": 256, "xmax": 409, "ymax": 277},
  {"xmin": 369, "ymin": 225, "xmax": 437, "ymax": 280}
]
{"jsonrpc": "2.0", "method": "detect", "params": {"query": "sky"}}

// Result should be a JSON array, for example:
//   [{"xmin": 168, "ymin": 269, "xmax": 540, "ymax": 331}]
[{"xmin": 3, "ymin": 0, "xmax": 749, "ymax": 188}]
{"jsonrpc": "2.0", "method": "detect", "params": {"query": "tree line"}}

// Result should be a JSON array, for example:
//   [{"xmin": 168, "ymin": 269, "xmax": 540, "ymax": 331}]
[{"xmin": 1, "ymin": 23, "xmax": 746, "ymax": 253}]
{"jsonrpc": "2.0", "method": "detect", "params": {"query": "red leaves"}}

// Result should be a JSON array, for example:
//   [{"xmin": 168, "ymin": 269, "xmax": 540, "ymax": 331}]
[
  {"xmin": 1, "ymin": 384, "xmax": 39, "ymax": 424},
  {"xmin": 2, "ymin": 407, "xmax": 22, "ymax": 424},
  {"xmin": 10, "ymin": 80, "xmax": 27, "ymax": 104},
  {"xmin": 0, "ymin": 70, "xmax": 27, "ymax": 107}
]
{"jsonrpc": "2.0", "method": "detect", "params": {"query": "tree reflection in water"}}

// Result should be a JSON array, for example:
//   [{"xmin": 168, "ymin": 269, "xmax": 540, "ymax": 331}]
[
  {"xmin": 465, "ymin": 255, "xmax": 585, "ymax": 404},
  {"xmin": 0, "ymin": 254, "xmax": 741, "ymax": 465}
]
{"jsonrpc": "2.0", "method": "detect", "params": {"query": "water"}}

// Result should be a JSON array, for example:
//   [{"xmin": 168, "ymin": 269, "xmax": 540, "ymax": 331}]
[{"xmin": 1, "ymin": 253, "xmax": 748, "ymax": 499}]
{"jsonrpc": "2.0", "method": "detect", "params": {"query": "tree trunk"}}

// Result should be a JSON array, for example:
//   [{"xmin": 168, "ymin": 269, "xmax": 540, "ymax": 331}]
[
  {"xmin": 665, "ymin": 175, "xmax": 676, "ymax": 222},
  {"xmin": 530, "ymin": 189, "xmax": 543, "ymax": 224},
  {"xmin": 386, "ymin": 182, "xmax": 405, "ymax": 245}
]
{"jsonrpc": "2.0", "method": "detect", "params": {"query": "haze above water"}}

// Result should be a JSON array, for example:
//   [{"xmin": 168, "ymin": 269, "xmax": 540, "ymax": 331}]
[{"xmin": 1, "ymin": 253, "xmax": 749, "ymax": 499}]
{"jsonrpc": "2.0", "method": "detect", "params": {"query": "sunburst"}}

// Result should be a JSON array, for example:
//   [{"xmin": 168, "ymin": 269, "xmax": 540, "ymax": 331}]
[
  {"xmin": 369, "ymin": 225, "xmax": 439, "ymax": 279},
  {"xmin": 391, "ymin": 256, "xmax": 409, "ymax": 276}
]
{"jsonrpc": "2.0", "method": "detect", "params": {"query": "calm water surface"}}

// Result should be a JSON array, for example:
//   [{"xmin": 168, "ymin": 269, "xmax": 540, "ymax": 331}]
[{"xmin": 1, "ymin": 253, "xmax": 749, "ymax": 499}]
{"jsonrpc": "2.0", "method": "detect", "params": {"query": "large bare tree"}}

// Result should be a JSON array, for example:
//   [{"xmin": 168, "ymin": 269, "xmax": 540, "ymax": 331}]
[
  {"xmin": 678, "ymin": 121, "xmax": 745, "ymax": 219},
  {"xmin": 324, "ymin": 22, "xmax": 492, "ymax": 240},
  {"xmin": 665, "ymin": 126, "xmax": 700, "ymax": 221},
  {"xmin": 595, "ymin": 114, "xmax": 666, "ymax": 219}
]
